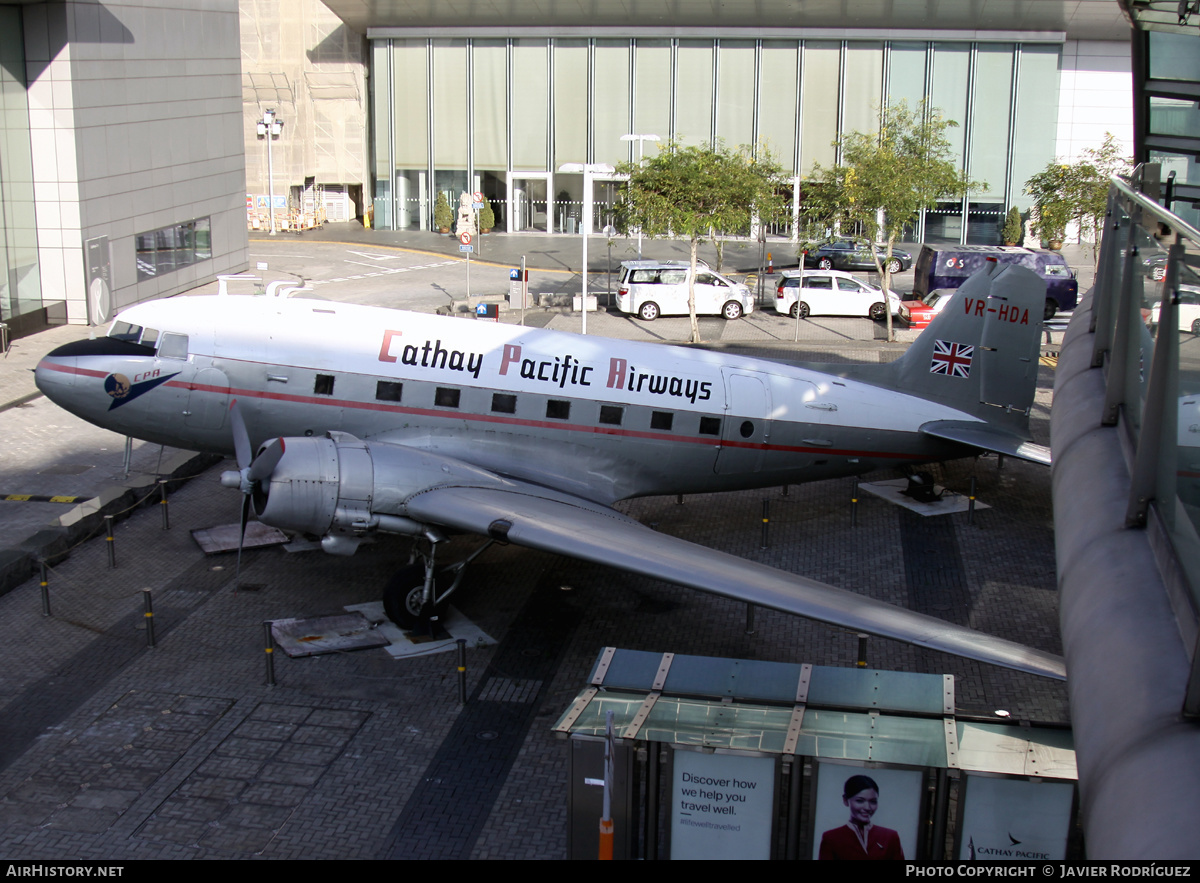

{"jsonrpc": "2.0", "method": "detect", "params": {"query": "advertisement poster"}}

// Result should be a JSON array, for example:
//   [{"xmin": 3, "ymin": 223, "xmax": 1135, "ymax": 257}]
[
  {"xmin": 670, "ymin": 751, "xmax": 775, "ymax": 859},
  {"xmin": 958, "ymin": 775, "xmax": 1074, "ymax": 860},
  {"xmin": 812, "ymin": 763, "xmax": 923, "ymax": 860}
]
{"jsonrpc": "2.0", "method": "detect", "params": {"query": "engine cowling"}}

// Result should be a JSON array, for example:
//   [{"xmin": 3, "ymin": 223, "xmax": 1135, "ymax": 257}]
[{"xmin": 249, "ymin": 431, "xmax": 509, "ymax": 554}]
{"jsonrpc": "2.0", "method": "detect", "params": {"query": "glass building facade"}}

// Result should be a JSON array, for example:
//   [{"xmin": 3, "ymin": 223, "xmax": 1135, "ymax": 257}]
[
  {"xmin": 0, "ymin": 5, "xmax": 43, "ymax": 336},
  {"xmin": 370, "ymin": 35, "xmax": 1064, "ymax": 244}
]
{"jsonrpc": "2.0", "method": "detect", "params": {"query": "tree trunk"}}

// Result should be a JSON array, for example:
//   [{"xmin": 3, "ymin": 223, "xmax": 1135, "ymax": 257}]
[{"xmin": 689, "ymin": 238, "xmax": 702, "ymax": 344}]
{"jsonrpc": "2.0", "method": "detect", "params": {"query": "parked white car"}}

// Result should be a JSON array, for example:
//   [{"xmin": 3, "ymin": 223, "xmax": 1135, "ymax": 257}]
[
  {"xmin": 774, "ymin": 269, "xmax": 902, "ymax": 320},
  {"xmin": 617, "ymin": 261, "xmax": 754, "ymax": 321},
  {"xmin": 1149, "ymin": 285, "xmax": 1200, "ymax": 333}
]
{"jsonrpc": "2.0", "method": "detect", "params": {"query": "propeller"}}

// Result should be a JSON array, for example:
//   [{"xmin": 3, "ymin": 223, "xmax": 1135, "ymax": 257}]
[{"xmin": 219, "ymin": 399, "xmax": 285, "ymax": 589}]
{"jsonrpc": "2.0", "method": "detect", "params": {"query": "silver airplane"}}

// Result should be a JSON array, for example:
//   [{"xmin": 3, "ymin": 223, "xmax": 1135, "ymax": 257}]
[{"xmin": 34, "ymin": 261, "xmax": 1063, "ymax": 679}]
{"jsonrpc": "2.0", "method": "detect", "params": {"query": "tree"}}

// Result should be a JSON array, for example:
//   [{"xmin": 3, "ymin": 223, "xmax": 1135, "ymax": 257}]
[
  {"xmin": 1003, "ymin": 205, "xmax": 1024, "ymax": 246},
  {"xmin": 1024, "ymin": 133, "xmax": 1129, "ymax": 259},
  {"xmin": 616, "ymin": 142, "xmax": 786, "ymax": 343},
  {"xmin": 809, "ymin": 100, "xmax": 977, "ymax": 341}
]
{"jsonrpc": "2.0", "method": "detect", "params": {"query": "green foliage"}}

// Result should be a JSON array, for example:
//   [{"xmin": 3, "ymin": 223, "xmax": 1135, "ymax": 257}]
[
  {"xmin": 808, "ymin": 100, "xmax": 977, "ymax": 340},
  {"xmin": 1003, "ymin": 206, "xmax": 1024, "ymax": 245},
  {"xmin": 479, "ymin": 194, "xmax": 496, "ymax": 231},
  {"xmin": 616, "ymin": 141, "xmax": 786, "ymax": 342},
  {"xmin": 1024, "ymin": 133, "xmax": 1129, "ymax": 250},
  {"xmin": 434, "ymin": 191, "xmax": 453, "ymax": 231}
]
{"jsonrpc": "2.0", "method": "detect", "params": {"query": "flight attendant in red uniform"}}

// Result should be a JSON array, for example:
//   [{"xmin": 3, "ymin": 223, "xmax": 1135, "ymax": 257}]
[{"xmin": 818, "ymin": 774, "xmax": 905, "ymax": 860}]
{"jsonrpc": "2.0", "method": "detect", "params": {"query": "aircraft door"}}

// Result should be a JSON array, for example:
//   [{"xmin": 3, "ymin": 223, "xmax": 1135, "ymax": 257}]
[
  {"xmin": 185, "ymin": 367, "xmax": 230, "ymax": 430},
  {"xmin": 715, "ymin": 371, "xmax": 772, "ymax": 475}
]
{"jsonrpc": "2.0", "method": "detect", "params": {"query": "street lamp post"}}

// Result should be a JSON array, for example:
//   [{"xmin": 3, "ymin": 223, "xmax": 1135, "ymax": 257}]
[
  {"xmin": 256, "ymin": 109, "xmax": 284, "ymax": 235},
  {"xmin": 558, "ymin": 162, "xmax": 615, "ymax": 336},
  {"xmin": 620, "ymin": 133, "xmax": 660, "ymax": 258}
]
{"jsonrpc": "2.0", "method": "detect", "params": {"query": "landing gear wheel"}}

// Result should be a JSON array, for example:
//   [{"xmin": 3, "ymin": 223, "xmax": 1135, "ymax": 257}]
[
  {"xmin": 1043, "ymin": 299, "xmax": 1058, "ymax": 322},
  {"xmin": 869, "ymin": 302, "xmax": 887, "ymax": 321},
  {"xmin": 818, "ymin": 257, "xmax": 833, "ymax": 269},
  {"xmin": 383, "ymin": 564, "xmax": 445, "ymax": 630}
]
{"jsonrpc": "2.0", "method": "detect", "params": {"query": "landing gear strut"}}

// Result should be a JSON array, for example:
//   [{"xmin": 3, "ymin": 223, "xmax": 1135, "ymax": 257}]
[{"xmin": 381, "ymin": 536, "xmax": 496, "ymax": 630}]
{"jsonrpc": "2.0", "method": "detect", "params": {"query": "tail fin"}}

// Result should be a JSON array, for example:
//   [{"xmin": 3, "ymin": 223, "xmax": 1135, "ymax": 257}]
[{"xmin": 883, "ymin": 261, "xmax": 1045, "ymax": 438}]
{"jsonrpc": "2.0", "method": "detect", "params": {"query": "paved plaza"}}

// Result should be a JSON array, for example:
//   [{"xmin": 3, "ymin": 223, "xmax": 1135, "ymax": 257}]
[{"xmin": 0, "ymin": 230, "xmax": 1071, "ymax": 859}]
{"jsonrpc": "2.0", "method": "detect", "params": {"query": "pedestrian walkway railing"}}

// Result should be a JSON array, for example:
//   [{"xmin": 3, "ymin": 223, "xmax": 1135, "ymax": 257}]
[{"xmin": 1090, "ymin": 173, "xmax": 1200, "ymax": 713}]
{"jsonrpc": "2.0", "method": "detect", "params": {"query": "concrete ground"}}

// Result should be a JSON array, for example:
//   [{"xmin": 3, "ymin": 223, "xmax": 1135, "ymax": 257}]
[{"xmin": 0, "ymin": 228, "xmax": 1073, "ymax": 859}]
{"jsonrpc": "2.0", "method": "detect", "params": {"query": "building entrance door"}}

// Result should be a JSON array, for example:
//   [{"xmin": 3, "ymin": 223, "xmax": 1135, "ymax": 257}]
[{"xmin": 510, "ymin": 175, "xmax": 550, "ymax": 232}]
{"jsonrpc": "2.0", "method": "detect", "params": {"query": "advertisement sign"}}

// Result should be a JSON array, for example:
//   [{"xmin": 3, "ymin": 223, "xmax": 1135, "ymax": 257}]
[
  {"xmin": 812, "ymin": 763, "xmax": 923, "ymax": 860},
  {"xmin": 670, "ymin": 751, "xmax": 775, "ymax": 859},
  {"xmin": 958, "ymin": 775, "xmax": 1074, "ymax": 860}
]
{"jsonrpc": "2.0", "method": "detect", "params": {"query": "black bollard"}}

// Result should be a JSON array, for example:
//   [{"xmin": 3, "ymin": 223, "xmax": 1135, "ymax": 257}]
[
  {"xmin": 263, "ymin": 621, "xmax": 276, "ymax": 686},
  {"xmin": 39, "ymin": 560, "xmax": 50, "ymax": 617},
  {"xmin": 142, "ymin": 589, "xmax": 156, "ymax": 648},
  {"xmin": 105, "ymin": 515, "xmax": 116, "ymax": 568},
  {"xmin": 159, "ymin": 480, "xmax": 170, "ymax": 530},
  {"xmin": 457, "ymin": 638, "xmax": 468, "ymax": 705}
]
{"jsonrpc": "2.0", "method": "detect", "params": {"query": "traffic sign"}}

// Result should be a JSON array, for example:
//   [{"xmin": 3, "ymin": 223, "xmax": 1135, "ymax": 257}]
[
  {"xmin": 459, "ymin": 232, "xmax": 472, "ymax": 246},
  {"xmin": 459, "ymin": 244, "xmax": 474, "ymax": 253},
  {"xmin": 473, "ymin": 190, "xmax": 483, "ymax": 202}
]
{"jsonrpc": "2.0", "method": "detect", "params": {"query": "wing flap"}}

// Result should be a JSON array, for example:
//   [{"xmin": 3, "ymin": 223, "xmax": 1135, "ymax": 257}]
[
  {"xmin": 921, "ymin": 420, "xmax": 1052, "ymax": 466},
  {"xmin": 405, "ymin": 485, "xmax": 1065, "ymax": 680}
]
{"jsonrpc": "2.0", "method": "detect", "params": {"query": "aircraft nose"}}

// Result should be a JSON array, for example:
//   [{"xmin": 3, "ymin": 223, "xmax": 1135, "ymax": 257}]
[{"xmin": 35, "ymin": 352, "xmax": 78, "ymax": 402}]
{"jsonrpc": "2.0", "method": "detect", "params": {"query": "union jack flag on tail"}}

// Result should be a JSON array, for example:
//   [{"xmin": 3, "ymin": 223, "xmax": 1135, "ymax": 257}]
[{"xmin": 930, "ymin": 339, "xmax": 973, "ymax": 378}]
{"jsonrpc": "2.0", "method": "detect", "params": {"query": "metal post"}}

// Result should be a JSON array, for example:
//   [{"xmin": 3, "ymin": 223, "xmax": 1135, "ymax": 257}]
[
  {"xmin": 122, "ymin": 436, "xmax": 133, "ymax": 478},
  {"xmin": 457, "ymin": 638, "xmax": 468, "ymax": 705},
  {"xmin": 745, "ymin": 603, "xmax": 756, "ymax": 635},
  {"xmin": 142, "ymin": 589, "xmax": 156, "ymax": 648},
  {"xmin": 39, "ymin": 560, "xmax": 50, "ymax": 617},
  {"xmin": 105, "ymin": 515, "xmax": 116, "ymax": 568},
  {"xmin": 521, "ymin": 255, "xmax": 527, "ymax": 326},
  {"xmin": 263, "ymin": 621, "xmax": 276, "ymax": 686},
  {"xmin": 851, "ymin": 480, "xmax": 859, "ymax": 527},
  {"xmin": 857, "ymin": 633, "xmax": 869, "ymax": 668},
  {"xmin": 968, "ymin": 475, "xmax": 977, "ymax": 525},
  {"xmin": 761, "ymin": 499, "xmax": 770, "ymax": 549},
  {"xmin": 159, "ymin": 479, "xmax": 169, "ymax": 529}
]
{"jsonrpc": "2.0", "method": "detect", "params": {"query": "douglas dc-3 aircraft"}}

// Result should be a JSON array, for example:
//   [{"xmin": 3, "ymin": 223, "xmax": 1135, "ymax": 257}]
[{"xmin": 35, "ymin": 261, "xmax": 1064, "ymax": 679}]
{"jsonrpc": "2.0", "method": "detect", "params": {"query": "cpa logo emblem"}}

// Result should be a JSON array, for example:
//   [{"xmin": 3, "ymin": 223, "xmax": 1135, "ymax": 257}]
[{"xmin": 105, "ymin": 373, "xmax": 131, "ymax": 399}]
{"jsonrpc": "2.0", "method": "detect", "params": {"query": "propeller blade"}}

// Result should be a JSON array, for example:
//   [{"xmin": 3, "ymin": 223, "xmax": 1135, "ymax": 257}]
[
  {"xmin": 229, "ymin": 399, "xmax": 252, "ymax": 470},
  {"xmin": 248, "ymin": 438, "xmax": 285, "ymax": 483},
  {"xmin": 233, "ymin": 490, "xmax": 251, "ymax": 592}
]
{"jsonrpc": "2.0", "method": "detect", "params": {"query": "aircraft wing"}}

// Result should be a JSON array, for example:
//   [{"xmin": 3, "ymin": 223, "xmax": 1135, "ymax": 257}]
[
  {"xmin": 404, "ymin": 484, "xmax": 1066, "ymax": 680},
  {"xmin": 920, "ymin": 420, "xmax": 1052, "ymax": 466}
]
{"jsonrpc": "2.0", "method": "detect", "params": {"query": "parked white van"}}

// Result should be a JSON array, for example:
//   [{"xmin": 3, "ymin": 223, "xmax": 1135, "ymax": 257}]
[{"xmin": 616, "ymin": 261, "xmax": 755, "ymax": 321}]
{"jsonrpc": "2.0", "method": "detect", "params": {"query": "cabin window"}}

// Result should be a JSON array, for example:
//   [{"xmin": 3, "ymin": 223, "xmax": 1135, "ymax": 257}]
[
  {"xmin": 435, "ymin": 387, "xmax": 460, "ymax": 408},
  {"xmin": 651, "ymin": 411, "xmax": 674, "ymax": 431},
  {"xmin": 157, "ymin": 332, "xmax": 189, "ymax": 360},
  {"xmin": 546, "ymin": 399, "xmax": 570, "ymax": 420},
  {"xmin": 376, "ymin": 381, "xmax": 403, "ymax": 402},
  {"xmin": 699, "ymin": 416, "xmax": 721, "ymax": 436},
  {"xmin": 491, "ymin": 393, "xmax": 517, "ymax": 414},
  {"xmin": 314, "ymin": 374, "xmax": 335, "ymax": 395},
  {"xmin": 599, "ymin": 405, "xmax": 623, "ymax": 426}
]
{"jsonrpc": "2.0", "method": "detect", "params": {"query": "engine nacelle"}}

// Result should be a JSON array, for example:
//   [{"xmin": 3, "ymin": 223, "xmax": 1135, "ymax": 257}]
[{"xmin": 251, "ymin": 431, "xmax": 508, "ymax": 554}]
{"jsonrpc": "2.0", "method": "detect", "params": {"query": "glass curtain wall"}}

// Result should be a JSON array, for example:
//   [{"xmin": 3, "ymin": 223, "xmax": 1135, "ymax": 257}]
[
  {"xmin": 371, "ymin": 36, "xmax": 1061, "ymax": 242},
  {"xmin": 0, "ymin": 5, "xmax": 42, "ymax": 329}
]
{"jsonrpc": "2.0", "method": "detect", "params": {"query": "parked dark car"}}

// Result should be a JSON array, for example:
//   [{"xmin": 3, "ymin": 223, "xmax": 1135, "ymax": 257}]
[
  {"xmin": 912, "ymin": 244, "xmax": 1078, "ymax": 321},
  {"xmin": 802, "ymin": 239, "xmax": 913, "ymax": 274}
]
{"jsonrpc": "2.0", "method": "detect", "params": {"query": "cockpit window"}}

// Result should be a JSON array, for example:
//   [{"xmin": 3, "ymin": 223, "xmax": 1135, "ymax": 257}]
[
  {"xmin": 140, "ymin": 328, "xmax": 160, "ymax": 347},
  {"xmin": 109, "ymin": 321, "xmax": 142, "ymax": 342},
  {"xmin": 157, "ymin": 332, "xmax": 189, "ymax": 360}
]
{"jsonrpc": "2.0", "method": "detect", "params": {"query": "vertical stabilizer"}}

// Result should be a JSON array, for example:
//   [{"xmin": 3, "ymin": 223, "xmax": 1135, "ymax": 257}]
[{"xmin": 885, "ymin": 262, "xmax": 1045, "ymax": 436}]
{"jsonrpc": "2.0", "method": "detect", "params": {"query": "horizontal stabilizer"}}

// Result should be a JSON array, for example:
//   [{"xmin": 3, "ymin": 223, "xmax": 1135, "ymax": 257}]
[{"xmin": 921, "ymin": 420, "xmax": 1051, "ymax": 466}]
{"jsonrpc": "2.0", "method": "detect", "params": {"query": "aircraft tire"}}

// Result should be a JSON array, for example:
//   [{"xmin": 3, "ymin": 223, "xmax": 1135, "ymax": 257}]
[
  {"xmin": 383, "ymin": 564, "xmax": 444, "ymax": 629},
  {"xmin": 722, "ymin": 300, "xmax": 743, "ymax": 320},
  {"xmin": 638, "ymin": 301, "xmax": 660, "ymax": 321}
]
